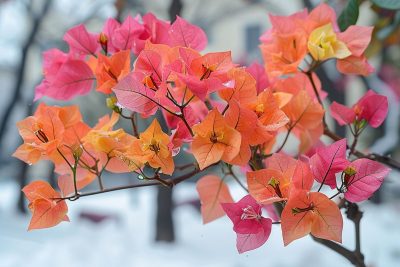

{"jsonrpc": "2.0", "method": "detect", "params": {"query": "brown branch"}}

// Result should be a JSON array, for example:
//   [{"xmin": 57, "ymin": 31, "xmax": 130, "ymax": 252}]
[
  {"xmin": 130, "ymin": 113, "xmax": 139, "ymax": 138},
  {"xmin": 55, "ymin": 162, "xmax": 219, "ymax": 201},
  {"xmin": 312, "ymin": 236, "xmax": 366, "ymax": 267}
]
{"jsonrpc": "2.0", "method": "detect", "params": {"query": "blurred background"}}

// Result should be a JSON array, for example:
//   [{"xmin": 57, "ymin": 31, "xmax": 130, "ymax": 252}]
[{"xmin": 0, "ymin": 0, "xmax": 400, "ymax": 266}]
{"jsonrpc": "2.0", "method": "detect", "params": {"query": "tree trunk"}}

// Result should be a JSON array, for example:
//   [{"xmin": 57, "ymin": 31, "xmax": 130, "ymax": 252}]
[
  {"xmin": 153, "ymin": 0, "xmax": 183, "ymax": 243},
  {"xmin": 155, "ymin": 185, "xmax": 175, "ymax": 242}
]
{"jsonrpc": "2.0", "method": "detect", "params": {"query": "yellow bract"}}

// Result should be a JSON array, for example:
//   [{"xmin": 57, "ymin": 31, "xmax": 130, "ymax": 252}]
[{"xmin": 308, "ymin": 23, "xmax": 351, "ymax": 61}]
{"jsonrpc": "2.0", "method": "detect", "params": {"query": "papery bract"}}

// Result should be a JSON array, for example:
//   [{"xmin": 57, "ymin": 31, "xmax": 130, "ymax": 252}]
[
  {"xmin": 191, "ymin": 109, "xmax": 241, "ymax": 169},
  {"xmin": 101, "ymin": 18, "xmax": 121, "ymax": 53},
  {"xmin": 330, "ymin": 90, "xmax": 388, "ymax": 128},
  {"xmin": 308, "ymin": 23, "xmax": 351, "ymax": 61},
  {"xmin": 13, "ymin": 104, "xmax": 83, "ymax": 164},
  {"xmin": 336, "ymin": 55, "xmax": 374, "ymax": 76},
  {"xmin": 246, "ymin": 62, "xmax": 271, "ymax": 94},
  {"xmin": 336, "ymin": 26, "xmax": 374, "ymax": 76},
  {"xmin": 281, "ymin": 190, "xmax": 343, "ymax": 246},
  {"xmin": 249, "ymin": 90, "xmax": 289, "ymax": 131},
  {"xmin": 113, "ymin": 73, "xmax": 158, "ymax": 117},
  {"xmin": 265, "ymin": 153, "xmax": 297, "ymax": 178},
  {"xmin": 224, "ymin": 101, "xmax": 273, "ymax": 165},
  {"xmin": 63, "ymin": 24, "xmax": 99, "ymax": 56},
  {"xmin": 196, "ymin": 175, "xmax": 234, "ymax": 224},
  {"xmin": 310, "ymin": 139, "xmax": 349, "ymax": 189},
  {"xmin": 112, "ymin": 15, "xmax": 144, "ymax": 53},
  {"xmin": 247, "ymin": 168, "xmax": 288, "ymax": 204},
  {"xmin": 305, "ymin": 3, "xmax": 337, "ymax": 32},
  {"xmin": 178, "ymin": 51, "xmax": 234, "ymax": 100},
  {"xmin": 338, "ymin": 26, "xmax": 373, "ymax": 57},
  {"xmin": 281, "ymin": 90, "xmax": 324, "ymax": 151},
  {"xmin": 272, "ymin": 72, "xmax": 326, "ymax": 102},
  {"xmin": 93, "ymin": 50, "xmax": 131, "ymax": 94},
  {"xmin": 35, "ymin": 58, "xmax": 94, "ymax": 101},
  {"xmin": 219, "ymin": 68, "xmax": 257, "ymax": 106},
  {"xmin": 222, "ymin": 195, "xmax": 272, "ymax": 253},
  {"xmin": 344, "ymin": 159, "xmax": 390, "ymax": 202},
  {"xmin": 168, "ymin": 16, "xmax": 207, "ymax": 51},
  {"xmin": 261, "ymin": 31, "xmax": 307, "ymax": 77},
  {"xmin": 22, "ymin": 181, "xmax": 69, "ymax": 230},
  {"xmin": 282, "ymin": 90, "xmax": 324, "ymax": 130},
  {"xmin": 292, "ymin": 160, "xmax": 314, "ymax": 191},
  {"xmin": 135, "ymin": 119, "xmax": 175, "ymax": 175}
]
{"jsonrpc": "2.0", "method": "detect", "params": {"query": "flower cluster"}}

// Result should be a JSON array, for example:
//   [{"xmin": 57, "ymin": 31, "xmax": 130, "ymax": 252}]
[
  {"xmin": 260, "ymin": 3, "xmax": 374, "ymax": 77},
  {"xmin": 14, "ymin": 3, "xmax": 392, "ymax": 257}
]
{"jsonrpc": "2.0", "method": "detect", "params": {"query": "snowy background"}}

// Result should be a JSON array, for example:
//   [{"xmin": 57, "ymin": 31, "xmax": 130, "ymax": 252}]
[{"xmin": 2, "ymin": 180, "xmax": 400, "ymax": 267}]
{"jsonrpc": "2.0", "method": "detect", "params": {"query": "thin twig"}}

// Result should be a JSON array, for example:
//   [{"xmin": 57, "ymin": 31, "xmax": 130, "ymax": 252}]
[{"xmin": 54, "ymin": 162, "xmax": 219, "ymax": 201}]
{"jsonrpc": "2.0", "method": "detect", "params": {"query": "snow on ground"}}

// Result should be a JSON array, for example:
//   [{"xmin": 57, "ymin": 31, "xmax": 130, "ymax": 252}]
[{"xmin": 1, "ymin": 181, "xmax": 400, "ymax": 267}]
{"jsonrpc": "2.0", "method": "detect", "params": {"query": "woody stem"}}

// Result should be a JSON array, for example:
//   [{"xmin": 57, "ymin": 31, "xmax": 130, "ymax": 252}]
[
  {"xmin": 305, "ymin": 71, "xmax": 327, "ymax": 127},
  {"xmin": 312, "ymin": 236, "xmax": 366, "ymax": 267},
  {"xmin": 349, "ymin": 132, "xmax": 359, "ymax": 157},
  {"xmin": 72, "ymin": 158, "xmax": 79, "ymax": 197},
  {"xmin": 53, "ymin": 162, "xmax": 219, "ymax": 201},
  {"xmin": 130, "ymin": 113, "xmax": 139, "ymax": 138}
]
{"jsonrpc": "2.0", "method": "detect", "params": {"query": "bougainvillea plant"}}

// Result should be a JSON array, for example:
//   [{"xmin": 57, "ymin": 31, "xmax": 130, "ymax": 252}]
[{"xmin": 13, "ymin": 3, "xmax": 400, "ymax": 267}]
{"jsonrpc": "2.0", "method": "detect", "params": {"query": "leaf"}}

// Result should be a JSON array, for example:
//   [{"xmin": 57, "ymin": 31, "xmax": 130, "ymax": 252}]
[
  {"xmin": 169, "ymin": 16, "xmax": 207, "ymax": 51},
  {"xmin": 371, "ymin": 0, "xmax": 400, "ymax": 10},
  {"xmin": 22, "ymin": 181, "xmax": 69, "ymax": 230},
  {"xmin": 196, "ymin": 175, "xmax": 234, "ymax": 224},
  {"xmin": 344, "ymin": 159, "xmax": 391, "ymax": 202},
  {"xmin": 337, "ymin": 0, "xmax": 360, "ymax": 31},
  {"xmin": 281, "ymin": 191, "xmax": 343, "ymax": 246},
  {"xmin": 113, "ymin": 73, "xmax": 158, "ymax": 116},
  {"xmin": 310, "ymin": 139, "xmax": 349, "ymax": 189},
  {"xmin": 63, "ymin": 24, "xmax": 99, "ymax": 56}
]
